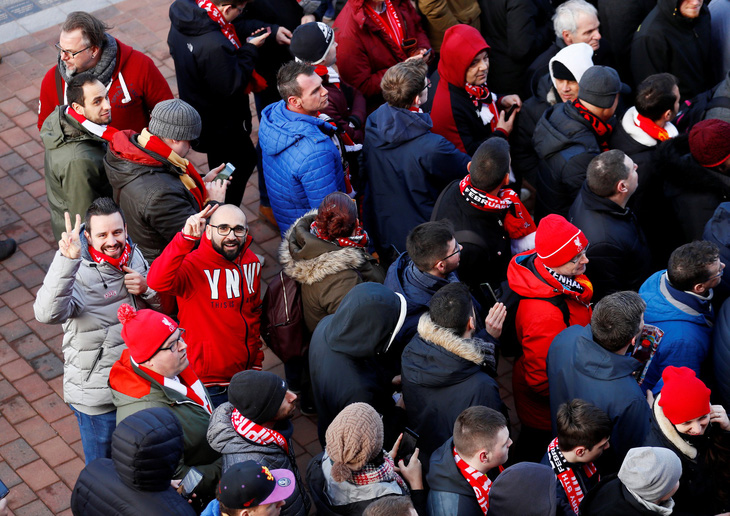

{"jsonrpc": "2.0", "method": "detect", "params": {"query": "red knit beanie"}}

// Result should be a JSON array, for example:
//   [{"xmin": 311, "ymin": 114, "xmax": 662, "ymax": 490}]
[
  {"xmin": 658, "ymin": 366, "xmax": 711, "ymax": 425},
  {"xmin": 535, "ymin": 214, "xmax": 589, "ymax": 267},
  {"xmin": 689, "ymin": 119, "xmax": 730, "ymax": 168},
  {"xmin": 117, "ymin": 304, "xmax": 178, "ymax": 363}
]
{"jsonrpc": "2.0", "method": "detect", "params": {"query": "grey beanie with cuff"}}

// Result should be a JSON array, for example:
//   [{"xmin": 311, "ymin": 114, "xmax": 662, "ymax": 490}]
[
  {"xmin": 618, "ymin": 447, "xmax": 682, "ymax": 503},
  {"xmin": 148, "ymin": 98, "xmax": 201, "ymax": 141}
]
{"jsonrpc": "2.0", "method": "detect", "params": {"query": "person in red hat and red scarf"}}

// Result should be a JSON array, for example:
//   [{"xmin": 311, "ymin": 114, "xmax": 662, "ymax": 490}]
[
  {"xmin": 431, "ymin": 24, "xmax": 522, "ymax": 157},
  {"xmin": 507, "ymin": 214, "xmax": 593, "ymax": 462},
  {"xmin": 109, "ymin": 303, "xmax": 221, "ymax": 504}
]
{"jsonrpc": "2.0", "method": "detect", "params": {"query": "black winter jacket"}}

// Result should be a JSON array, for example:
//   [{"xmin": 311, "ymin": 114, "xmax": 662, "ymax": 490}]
[
  {"xmin": 104, "ymin": 130, "xmax": 206, "ymax": 263},
  {"xmin": 401, "ymin": 313, "xmax": 504, "ymax": 468},
  {"xmin": 513, "ymin": 73, "xmax": 555, "ymax": 186},
  {"xmin": 658, "ymin": 133, "xmax": 730, "ymax": 244},
  {"xmin": 478, "ymin": 0, "xmax": 553, "ymax": 95},
  {"xmin": 714, "ymin": 297, "xmax": 730, "ymax": 409},
  {"xmin": 533, "ymin": 101, "xmax": 604, "ymax": 219},
  {"xmin": 309, "ymin": 283, "xmax": 407, "ymax": 447},
  {"xmin": 631, "ymin": 0, "xmax": 716, "ymax": 101},
  {"xmin": 568, "ymin": 182, "xmax": 652, "ymax": 301},
  {"xmin": 71, "ymin": 407, "xmax": 196, "ymax": 516}
]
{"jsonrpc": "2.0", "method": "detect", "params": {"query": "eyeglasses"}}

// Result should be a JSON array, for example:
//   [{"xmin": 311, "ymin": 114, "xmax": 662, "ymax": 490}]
[
  {"xmin": 569, "ymin": 245, "xmax": 590, "ymax": 264},
  {"xmin": 157, "ymin": 328, "xmax": 186, "ymax": 354},
  {"xmin": 221, "ymin": 3, "xmax": 246, "ymax": 12},
  {"xmin": 438, "ymin": 242, "xmax": 462, "ymax": 264},
  {"xmin": 55, "ymin": 43, "xmax": 91, "ymax": 58},
  {"xmin": 707, "ymin": 268, "xmax": 724, "ymax": 282},
  {"xmin": 208, "ymin": 224, "xmax": 248, "ymax": 237}
]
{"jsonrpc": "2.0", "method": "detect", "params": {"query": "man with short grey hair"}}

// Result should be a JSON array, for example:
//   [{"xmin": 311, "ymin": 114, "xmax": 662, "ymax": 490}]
[{"xmin": 105, "ymin": 98, "xmax": 229, "ymax": 263}]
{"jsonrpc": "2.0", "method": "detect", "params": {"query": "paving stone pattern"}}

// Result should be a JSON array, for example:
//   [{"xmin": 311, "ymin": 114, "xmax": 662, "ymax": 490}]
[{"xmin": 0, "ymin": 0, "xmax": 517, "ymax": 512}]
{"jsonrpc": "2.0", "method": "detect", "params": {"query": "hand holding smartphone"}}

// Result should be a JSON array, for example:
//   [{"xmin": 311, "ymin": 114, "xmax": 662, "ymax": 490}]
[{"xmin": 215, "ymin": 162, "xmax": 235, "ymax": 182}]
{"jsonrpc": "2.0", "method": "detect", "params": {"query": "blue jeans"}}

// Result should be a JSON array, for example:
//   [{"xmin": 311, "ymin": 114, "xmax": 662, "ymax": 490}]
[
  {"xmin": 207, "ymin": 385, "xmax": 229, "ymax": 408},
  {"xmin": 71, "ymin": 407, "xmax": 116, "ymax": 465}
]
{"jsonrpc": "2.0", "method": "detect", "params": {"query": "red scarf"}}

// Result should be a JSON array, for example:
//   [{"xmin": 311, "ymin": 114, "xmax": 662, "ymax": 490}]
[
  {"xmin": 363, "ymin": 0, "xmax": 405, "ymax": 47},
  {"xmin": 140, "ymin": 133, "xmax": 208, "ymax": 210},
  {"xmin": 88, "ymin": 242, "xmax": 132, "ymax": 270},
  {"xmin": 137, "ymin": 361, "xmax": 212, "ymax": 415},
  {"xmin": 231, "ymin": 407, "xmax": 289, "ymax": 453},
  {"xmin": 634, "ymin": 112, "xmax": 670, "ymax": 142},
  {"xmin": 196, "ymin": 0, "xmax": 267, "ymax": 93},
  {"xmin": 459, "ymin": 175, "xmax": 536, "ymax": 239},
  {"xmin": 65, "ymin": 106, "xmax": 119, "ymax": 142},
  {"xmin": 572, "ymin": 100, "xmax": 613, "ymax": 152},
  {"xmin": 310, "ymin": 219, "xmax": 368, "ymax": 248},
  {"xmin": 453, "ymin": 447, "xmax": 503, "ymax": 514},
  {"xmin": 547, "ymin": 437, "xmax": 599, "ymax": 514},
  {"xmin": 318, "ymin": 113, "xmax": 356, "ymax": 194},
  {"xmin": 464, "ymin": 83, "xmax": 499, "ymax": 131}
]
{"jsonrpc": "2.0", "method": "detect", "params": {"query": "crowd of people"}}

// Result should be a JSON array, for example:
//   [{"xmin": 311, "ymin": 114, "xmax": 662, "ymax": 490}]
[{"xmin": 10, "ymin": 0, "xmax": 730, "ymax": 513}]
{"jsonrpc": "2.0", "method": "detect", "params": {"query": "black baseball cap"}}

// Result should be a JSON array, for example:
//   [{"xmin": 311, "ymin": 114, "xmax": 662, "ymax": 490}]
[{"xmin": 218, "ymin": 461, "xmax": 296, "ymax": 509}]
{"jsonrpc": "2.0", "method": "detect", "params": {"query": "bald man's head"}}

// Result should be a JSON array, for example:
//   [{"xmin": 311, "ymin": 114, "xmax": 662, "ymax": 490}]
[{"xmin": 206, "ymin": 204, "xmax": 249, "ymax": 261}]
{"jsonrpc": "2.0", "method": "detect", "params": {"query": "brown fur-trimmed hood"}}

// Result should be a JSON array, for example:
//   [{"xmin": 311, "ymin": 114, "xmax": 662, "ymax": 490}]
[
  {"xmin": 279, "ymin": 210, "xmax": 370, "ymax": 285},
  {"xmin": 654, "ymin": 393, "xmax": 698, "ymax": 459},
  {"xmin": 416, "ymin": 312, "xmax": 496, "ymax": 370}
]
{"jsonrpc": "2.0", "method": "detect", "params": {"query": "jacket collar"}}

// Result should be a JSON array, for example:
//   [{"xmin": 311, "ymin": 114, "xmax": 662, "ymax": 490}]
[
  {"xmin": 416, "ymin": 312, "xmax": 493, "ymax": 366},
  {"xmin": 653, "ymin": 393, "xmax": 698, "ymax": 459},
  {"xmin": 573, "ymin": 325, "xmax": 641, "ymax": 380}
]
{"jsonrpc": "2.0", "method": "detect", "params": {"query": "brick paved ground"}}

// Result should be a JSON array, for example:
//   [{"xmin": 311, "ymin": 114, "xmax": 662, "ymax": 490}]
[{"xmin": 0, "ymin": 1, "xmax": 516, "ymax": 513}]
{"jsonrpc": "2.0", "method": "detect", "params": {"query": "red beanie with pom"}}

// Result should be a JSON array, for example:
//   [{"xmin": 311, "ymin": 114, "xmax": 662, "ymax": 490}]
[
  {"xmin": 117, "ymin": 304, "xmax": 178, "ymax": 363},
  {"xmin": 535, "ymin": 214, "xmax": 589, "ymax": 267},
  {"xmin": 658, "ymin": 366, "xmax": 711, "ymax": 425}
]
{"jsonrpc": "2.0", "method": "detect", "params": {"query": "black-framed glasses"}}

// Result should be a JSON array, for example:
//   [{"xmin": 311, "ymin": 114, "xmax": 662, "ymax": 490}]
[
  {"xmin": 569, "ymin": 244, "xmax": 590, "ymax": 264},
  {"xmin": 157, "ymin": 328, "xmax": 186, "ymax": 354},
  {"xmin": 208, "ymin": 224, "xmax": 248, "ymax": 237},
  {"xmin": 55, "ymin": 43, "xmax": 90, "ymax": 58},
  {"xmin": 438, "ymin": 242, "xmax": 462, "ymax": 264}
]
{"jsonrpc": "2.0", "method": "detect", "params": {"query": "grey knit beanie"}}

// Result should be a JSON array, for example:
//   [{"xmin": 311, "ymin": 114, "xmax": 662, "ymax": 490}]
[
  {"xmin": 618, "ymin": 447, "xmax": 682, "ymax": 503},
  {"xmin": 325, "ymin": 403, "xmax": 384, "ymax": 483},
  {"xmin": 148, "ymin": 99, "xmax": 201, "ymax": 141}
]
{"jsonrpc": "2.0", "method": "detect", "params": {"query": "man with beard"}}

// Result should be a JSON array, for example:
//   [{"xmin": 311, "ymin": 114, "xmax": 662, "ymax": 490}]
[
  {"xmin": 206, "ymin": 370, "xmax": 310, "ymax": 516},
  {"xmin": 38, "ymin": 11, "xmax": 172, "ymax": 132},
  {"xmin": 147, "ymin": 204, "xmax": 262, "ymax": 407},
  {"xmin": 41, "ymin": 73, "xmax": 114, "ymax": 241},
  {"xmin": 34, "ymin": 197, "xmax": 161, "ymax": 464}
]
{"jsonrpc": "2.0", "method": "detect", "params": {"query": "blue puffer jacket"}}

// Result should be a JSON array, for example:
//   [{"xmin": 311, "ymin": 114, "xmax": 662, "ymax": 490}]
[
  {"xmin": 714, "ymin": 298, "xmax": 730, "ymax": 407},
  {"xmin": 639, "ymin": 270, "xmax": 713, "ymax": 394},
  {"xmin": 258, "ymin": 100, "xmax": 345, "ymax": 235}
]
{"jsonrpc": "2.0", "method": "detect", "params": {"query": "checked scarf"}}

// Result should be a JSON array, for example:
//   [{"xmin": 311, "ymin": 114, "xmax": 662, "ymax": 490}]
[
  {"xmin": 464, "ymin": 83, "xmax": 499, "ymax": 130},
  {"xmin": 453, "ymin": 447, "xmax": 503, "ymax": 514},
  {"xmin": 350, "ymin": 453, "xmax": 408, "ymax": 491},
  {"xmin": 231, "ymin": 408, "xmax": 290, "ymax": 453},
  {"xmin": 572, "ymin": 100, "xmax": 613, "ymax": 152},
  {"xmin": 547, "ymin": 437, "xmax": 599, "ymax": 514},
  {"xmin": 459, "ymin": 175, "xmax": 536, "ymax": 239},
  {"xmin": 65, "ymin": 106, "xmax": 119, "ymax": 142},
  {"xmin": 310, "ymin": 219, "xmax": 368, "ymax": 248},
  {"xmin": 363, "ymin": 0, "xmax": 405, "ymax": 48}
]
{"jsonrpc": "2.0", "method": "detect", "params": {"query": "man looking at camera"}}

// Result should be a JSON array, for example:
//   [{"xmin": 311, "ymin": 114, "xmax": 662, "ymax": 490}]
[{"xmin": 147, "ymin": 204, "xmax": 262, "ymax": 407}]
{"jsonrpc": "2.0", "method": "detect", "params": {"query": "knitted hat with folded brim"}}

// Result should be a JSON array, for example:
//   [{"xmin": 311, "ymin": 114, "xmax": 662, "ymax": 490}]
[
  {"xmin": 535, "ymin": 214, "xmax": 589, "ymax": 267},
  {"xmin": 658, "ymin": 366, "xmax": 711, "ymax": 425},
  {"xmin": 148, "ymin": 98, "xmax": 201, "ymax": 141},
  {"xmin": 228, "ymin": 370, "xmax": 288, "ymax": 424},
  {"xmin": 117, "ymin": 304, "xmax": 178, "ymax": 363},
  {"xmin": 689, "ymin": 118, "xmax": 730, "ymax": 168},
  {"xmin": 325, "ymin": 403, "xmax": 384, "ymax": 483},
  {"xmin": 618, "ymin": 447, "xmax": 682, "ymax": 503}
]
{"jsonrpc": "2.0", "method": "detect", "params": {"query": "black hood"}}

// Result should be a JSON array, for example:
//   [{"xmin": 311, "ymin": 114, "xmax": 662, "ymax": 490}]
[
  {"xmin": 169, "ymin": 0, "xmax": 221, "ymax": 37},
  {"xmin": 112, "ymin": 407, "xmax": 184, "ymax": 491}
]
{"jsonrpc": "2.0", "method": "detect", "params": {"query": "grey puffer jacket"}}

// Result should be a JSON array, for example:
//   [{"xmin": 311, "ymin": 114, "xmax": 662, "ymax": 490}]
[
  {"xmin": 33, "ymin": 228, "xmax": 159, "ymax": 414},
  {"xmin": 207, "ymin": 402, "xmax": 310, "ymax": 516}
]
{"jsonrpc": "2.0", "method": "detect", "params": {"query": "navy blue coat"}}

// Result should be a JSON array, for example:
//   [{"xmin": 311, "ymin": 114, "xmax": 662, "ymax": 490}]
[
  {"xmin": 362, "ymin": 103, "xmax": 469, "ymax": 255},
  {"xmin": 714, "ymin": 298, "xmax": 730, "ymax": 408},
  {"xmin": 547, "ymin": 325, "xmax": 652, "ymax": 470}
]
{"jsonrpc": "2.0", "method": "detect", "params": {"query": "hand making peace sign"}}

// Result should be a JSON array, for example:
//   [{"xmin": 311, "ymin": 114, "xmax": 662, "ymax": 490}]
[
  {"xmin": 59, "ymin": 212, "xmax": 82, "ymax": 260},
  {"xmin": 182, "ymin": 204, "xmax": 219, "ymax": 239}
]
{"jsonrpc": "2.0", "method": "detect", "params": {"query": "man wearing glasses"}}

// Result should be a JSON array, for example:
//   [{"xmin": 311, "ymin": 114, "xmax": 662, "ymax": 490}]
[
  {"xmin": 38, "ymin": 11, "xmax": 172, "ymax": 132},
  {"xmin": 506, "ymin": 214, "xmax": 593, "ymax": 462},
  {"xmin": 109, "ymin": 304, "xmax": 221, "ymax": 503},
  {"xmin": 147, "ymin": 204, "xmax": 262, "ymax": 408}
]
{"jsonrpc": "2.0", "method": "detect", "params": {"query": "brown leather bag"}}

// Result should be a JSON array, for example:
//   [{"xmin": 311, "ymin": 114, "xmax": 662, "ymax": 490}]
[{"xmin": 261, "ymin": 271, "xmax": 310, "ymax": 363}]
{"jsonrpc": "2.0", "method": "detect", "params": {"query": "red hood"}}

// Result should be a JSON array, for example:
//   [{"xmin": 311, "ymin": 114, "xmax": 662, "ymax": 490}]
[
  {"xmin": 507, "ymin": 251, "xmax": 561, "ymax": 299},
  {"xmin": 437, "ymin": 25, "xmax": 489, "ymax": 87},
  {"xmin": 108, "ymin": 129, "xmax": 162, "ymax": 166}
]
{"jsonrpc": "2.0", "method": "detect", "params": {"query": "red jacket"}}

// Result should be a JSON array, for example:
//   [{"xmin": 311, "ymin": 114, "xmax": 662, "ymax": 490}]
[
  {"xmin": 147, "ymin": 232, "xmax": 263, "ymax": 384},
  {"xmin": 507, "ymin": 251, "xmax": 592, "ymax": 430},
  {"xmin": 37, "ymin": 38, "xmax": 173, "ymax": 132},
  {"xmin": 333, "ymin": 0, "xmax": 430, "ymax": 113}
]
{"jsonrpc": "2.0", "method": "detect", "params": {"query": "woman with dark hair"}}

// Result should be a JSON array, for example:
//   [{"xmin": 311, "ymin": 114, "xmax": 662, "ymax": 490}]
[
  {"xmin": 644, "ymin": 366, "xmax": 730, "ymax": 515},
  {"xmin": 280, "ymin": 191, "xmax": 385, "ymax": 333}
]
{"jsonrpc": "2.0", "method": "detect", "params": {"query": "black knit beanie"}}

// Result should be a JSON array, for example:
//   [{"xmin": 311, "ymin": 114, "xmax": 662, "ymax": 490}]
[{"xmin": 228, "ymin": 370, "xmax": 288, "ymax": 423}]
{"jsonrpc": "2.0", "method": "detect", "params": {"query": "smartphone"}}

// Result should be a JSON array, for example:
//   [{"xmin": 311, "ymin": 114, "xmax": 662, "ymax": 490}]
[
  {"xmin": 0, "ymin": 479, "xmax": 9, "ymax": 500},
  {"xmin": 215, "ymin": 162, "xmax": 235, "ymax": 182},
  {"xmin": 481, "ymin": 282, "xmax": 500, "ymax": 306},
  {"xmin": 180, "ymin": 467, "xmax": 203, "ymax": 499},
  {"xmin": 504, "ymin": 103, "xmax": 518, "ymax": 121},
  {"xmin": 422, "ymin": 48, "xmax": 432, "ymax": 59},
  {"xmin": 396, "ymin": 427, "xmax": 419, "ymax": 465}
]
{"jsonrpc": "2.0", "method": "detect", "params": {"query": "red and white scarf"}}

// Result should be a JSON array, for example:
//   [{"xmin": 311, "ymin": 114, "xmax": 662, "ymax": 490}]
[
  {"xmin": 65, "ymin": 106, "xmax": 119, "ymax": 142},
  {"xmin": 350, "ymin": 453, "xmax": 408, "ymax": 491},
  {"xmin": 363, "ymin": 0, "xmax": 405, "ymax": 47},
  {"xmin": 634, "ymin": 112, "xmax": 671, "ymax": 142},
  {"xmin": 137, "ymin": 360, "xmax": 212, "ymax": 415},
  {"xmin": 231, "ymin": 407, "xmax": 290, "ymax": 453},
  {"xmin": 453, "ymin": 447, "xmax": 502, "ymax": 514},
  {"xmin": 547, "ymin": 437, "xmax": 599, "ymax": 515},
  {"xmin": 459, "ymin": 175, "xmax": 536, "ymax": 239},
  {"xmin": 138, "ymin": 130, "xmax": 208, "ymax": 210},
  {"xmin": 88, "ymin": 242, "xmax": 132, "ymax": 270},
  {"xmin": 310, "ymin": 219, "xmax": 368, "ymax": 248},
  {"xmin": 196, "ymin": 0, "xmax": 267, "ymax": 93},
  {"xmin": 464, "ymin": 83, "xmax": 499, "ymax": 131}
]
